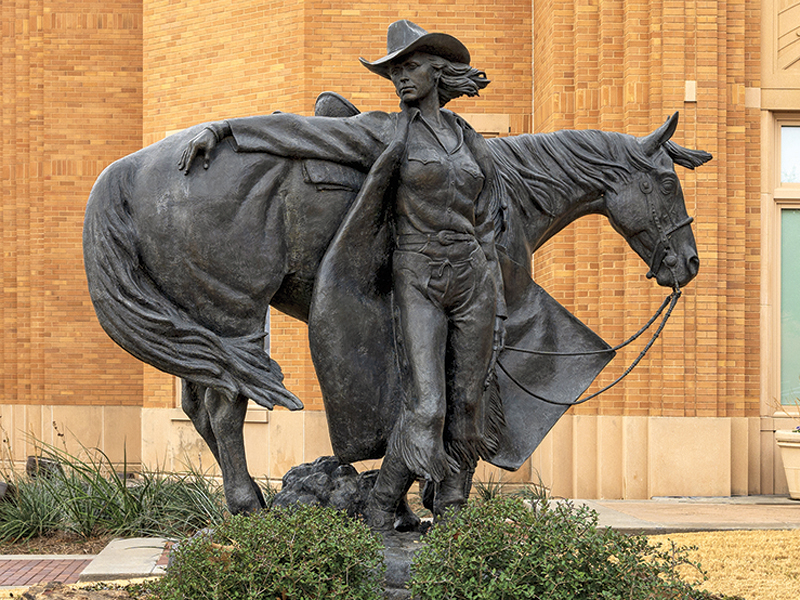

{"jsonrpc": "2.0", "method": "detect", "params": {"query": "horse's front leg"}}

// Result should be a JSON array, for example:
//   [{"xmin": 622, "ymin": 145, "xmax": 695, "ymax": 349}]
[{"xmin": 204, "ymin": 388, "xmax": 264, "ymax": 514}]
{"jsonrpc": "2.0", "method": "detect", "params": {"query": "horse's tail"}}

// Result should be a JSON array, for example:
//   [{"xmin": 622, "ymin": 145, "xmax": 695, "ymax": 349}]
[{"xmin": 82, "ymin": 157, "xmax": 302, "ymax": 410}]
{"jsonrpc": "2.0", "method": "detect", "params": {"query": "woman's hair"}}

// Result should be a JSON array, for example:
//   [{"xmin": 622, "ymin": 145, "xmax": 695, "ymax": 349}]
[{"xmin": 427, "ymin": 55, "xmax": 490, "ymax": 107}]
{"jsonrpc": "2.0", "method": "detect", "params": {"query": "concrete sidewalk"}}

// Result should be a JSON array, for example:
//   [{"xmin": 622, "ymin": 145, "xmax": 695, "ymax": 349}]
[
  {"xmin": 77, "ymin": 537, "xmax": 170, "ymax": 582},
  {"xmin": 578, "ymin": 495, "xmax": 800, "ymax": 534},
  {"xmin": 0, "ymin": 495, "xmax": 798, "ymax": 594}
]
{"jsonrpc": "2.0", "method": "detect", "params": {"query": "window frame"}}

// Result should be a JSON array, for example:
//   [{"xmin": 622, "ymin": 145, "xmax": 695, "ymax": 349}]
[{"xmin": 765, "ymin": 114, "xmax": 800, "ymax": 419}]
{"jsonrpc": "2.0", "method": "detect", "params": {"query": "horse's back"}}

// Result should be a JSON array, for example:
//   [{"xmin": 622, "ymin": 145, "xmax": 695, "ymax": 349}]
[{"xmin": 98, "ymin": 125, "xmax": 296, "ymax": 336}]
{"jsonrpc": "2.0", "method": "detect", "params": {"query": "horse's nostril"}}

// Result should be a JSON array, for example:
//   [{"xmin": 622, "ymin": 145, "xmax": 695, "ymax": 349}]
[{"xmin": 688, "ymin": 255, "xmax": 700, "ymax": 276}]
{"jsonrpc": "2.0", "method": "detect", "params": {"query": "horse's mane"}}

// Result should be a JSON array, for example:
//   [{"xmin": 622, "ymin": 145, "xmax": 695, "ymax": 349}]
[{"xmin": 489, "ymin": 129, "xmax": 658, "ymax": 219}]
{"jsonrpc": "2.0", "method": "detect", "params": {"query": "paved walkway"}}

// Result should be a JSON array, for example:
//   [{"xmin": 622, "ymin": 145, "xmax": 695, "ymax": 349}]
[
  {"xmin": 0, "ymin": 496, "xmax": 797, "ymax": 593},
  {"xmin": 578, "ymin": 494, "xmax": 800, "ymax": 534},
  {"xmin": 0, "ymin": 538, "xmax": 170, "ymax": 594},
  {"xmin": 0, "ymin": 557, "xmax": 92, "ymax": 588}
]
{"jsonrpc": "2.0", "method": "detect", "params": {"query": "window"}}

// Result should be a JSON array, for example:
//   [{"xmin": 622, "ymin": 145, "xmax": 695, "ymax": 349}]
[
  {"xmin": 775, "ymin": 120, "xmax": 800, "ymax": 408},
  {"xmin": 781, "ymin": 209, "xmax": 800, "ymax": 404},
  {"xmin": 782, "ymin": 126, "xmax": 800, "ymax": 183}
]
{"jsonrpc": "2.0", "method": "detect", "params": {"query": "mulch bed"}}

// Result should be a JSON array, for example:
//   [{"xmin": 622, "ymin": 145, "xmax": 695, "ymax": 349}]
[{"xmin": 0, "ymin": 534, "xmax": 113, "ymax": 556}]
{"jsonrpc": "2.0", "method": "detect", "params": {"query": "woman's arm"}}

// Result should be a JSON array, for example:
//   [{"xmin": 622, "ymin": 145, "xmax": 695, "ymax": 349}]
[
  {"xmin": 470, "ymin": 134, "xmax": 507, "ymax": 319},
  {"xmin": 468, "ymin": 128, "xmax": 508, "ymax": 381},
  {"xmin": 179, "ymin": 112, "xmax": 395, "ymax": 174}
]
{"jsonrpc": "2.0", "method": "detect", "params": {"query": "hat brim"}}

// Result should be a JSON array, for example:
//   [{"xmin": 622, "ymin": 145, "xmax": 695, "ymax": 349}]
[{"xmin": 360, "ymin": 32, "xmax": 471, "ymax": 79}]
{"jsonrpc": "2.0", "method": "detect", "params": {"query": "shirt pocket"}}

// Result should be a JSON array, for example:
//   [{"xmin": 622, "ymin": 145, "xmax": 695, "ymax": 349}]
[
  {"xmin": 407, "ymin": 148, "xmax": 442, "ymax": 166},
  {"xmin": 459, "ymin": 162, "xmax": 484, "ymax": 182}
]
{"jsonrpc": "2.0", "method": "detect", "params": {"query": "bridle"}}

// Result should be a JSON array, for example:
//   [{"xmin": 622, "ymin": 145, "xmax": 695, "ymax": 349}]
[
  {"xmin": 646, "ymin": 214, "xmax": 693, "ymax": 278},
  {"xmin": 638, "ymin": 177, "xmax": 694, "ymax": 286}
]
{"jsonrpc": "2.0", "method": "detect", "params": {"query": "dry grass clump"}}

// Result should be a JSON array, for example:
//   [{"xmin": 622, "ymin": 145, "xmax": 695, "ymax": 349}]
[{"xmin": 649, "ymin": 530, "xmax": 800, "ymax": 600}]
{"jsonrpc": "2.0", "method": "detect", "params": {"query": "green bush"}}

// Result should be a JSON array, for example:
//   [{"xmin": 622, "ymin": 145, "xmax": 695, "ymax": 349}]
[
  {"xmin": 409, "ymin": 494, "xmax": 725, "ymax": 600},
  {"xmin": 150, "ymin": 505, "xmax": 385, "ymax": 600}
]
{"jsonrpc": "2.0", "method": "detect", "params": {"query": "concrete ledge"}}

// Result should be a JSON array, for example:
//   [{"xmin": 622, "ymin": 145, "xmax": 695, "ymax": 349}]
[{"xmin": 78, "ymin": 538, "xmax": 168, "ymax": 582}]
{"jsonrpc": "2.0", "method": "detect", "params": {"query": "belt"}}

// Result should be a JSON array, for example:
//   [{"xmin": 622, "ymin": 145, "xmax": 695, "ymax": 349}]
[{"xmin": 396, "ymin": 230, "xmax": 475, "ymax": 247}]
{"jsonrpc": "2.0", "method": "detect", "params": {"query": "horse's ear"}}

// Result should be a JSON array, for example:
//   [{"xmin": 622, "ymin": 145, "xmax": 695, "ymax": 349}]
[
  {"xmin": 663, "ymin": 141, "xmax": 713, "ymax": 170},
  {"xmin": 639, "ymin": 112, "xmax": 680, "ymax": 156}
]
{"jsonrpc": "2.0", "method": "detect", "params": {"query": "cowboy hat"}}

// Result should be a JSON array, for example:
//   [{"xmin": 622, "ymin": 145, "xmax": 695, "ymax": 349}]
[{"xmin": 359, "ymin": 20, "xmax": 471, "ymax": 79}]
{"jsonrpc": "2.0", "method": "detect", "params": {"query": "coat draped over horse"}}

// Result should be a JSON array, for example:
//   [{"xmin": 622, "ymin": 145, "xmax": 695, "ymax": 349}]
[{"xmin": 84, "ymin": 105, "xmax": 709, "ymax": 511}]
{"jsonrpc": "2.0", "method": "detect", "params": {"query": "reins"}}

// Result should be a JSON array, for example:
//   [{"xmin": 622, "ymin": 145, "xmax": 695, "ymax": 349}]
[
  {"xmin": 498, "ymin": 285, "xmax": 682, "ymax": 407},
  {"xmin": 496, "ymin": 162, "xmax": 695, "ymax": 407}
]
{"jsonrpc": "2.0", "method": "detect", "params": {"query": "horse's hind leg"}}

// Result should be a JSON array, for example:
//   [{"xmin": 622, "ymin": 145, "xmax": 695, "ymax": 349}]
[
  {"xmin": 183, "ymin": 380, "xmax": 266, "ymax": 510},
  {"xmin": 203, "ymin": 388, "xmax": 264, "ymax": 514},
  {"xmin": 182, "ymin": 380, "xmax": 220, "ymax": 463}
]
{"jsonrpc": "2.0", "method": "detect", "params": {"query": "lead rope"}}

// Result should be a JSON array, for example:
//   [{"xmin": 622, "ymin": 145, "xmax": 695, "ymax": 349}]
[{"xmin": 497, "ymin": 285, "xmax": 682, "ymax": 407}]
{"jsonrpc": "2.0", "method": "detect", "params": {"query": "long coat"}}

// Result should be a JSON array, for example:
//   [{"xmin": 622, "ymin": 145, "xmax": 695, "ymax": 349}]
[{"xmin": 225, "ymin": 108, "xmax": 614, "ymax": 471}]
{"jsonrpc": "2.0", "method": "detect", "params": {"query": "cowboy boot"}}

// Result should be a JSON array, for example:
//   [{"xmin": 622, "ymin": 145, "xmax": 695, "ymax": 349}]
[
  {"xmin": 433, "ymin": 467, "xmax": 474, "ymax": 520},
  {"xmin": 364, "ymin": 453, "xmax": 415, "ymax": 533}
]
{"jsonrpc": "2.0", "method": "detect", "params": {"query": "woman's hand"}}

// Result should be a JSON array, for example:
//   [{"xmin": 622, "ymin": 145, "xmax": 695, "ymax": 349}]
[{"xmin": 178, "ymin": 128, "xmax": 218, "ymax": 175}]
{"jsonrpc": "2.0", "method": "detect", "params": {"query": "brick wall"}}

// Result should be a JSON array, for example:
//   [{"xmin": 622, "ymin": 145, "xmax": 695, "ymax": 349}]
[
  {"xmin": 2, "ymin": 1, "xmax": 760, "ymax": 424},
  {"xmin": 1, "ymin": 1, "xmax": 144, "ymax": 410},
  {"xmin": 532, "ymin": 0, "xmax": 761, "ymax": 419}
]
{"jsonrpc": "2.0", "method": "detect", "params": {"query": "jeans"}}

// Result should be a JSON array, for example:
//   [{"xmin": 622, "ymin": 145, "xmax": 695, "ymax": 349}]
[{"xmin": 392, "ymin": 236, "xmax": 496, "ymax": 472}]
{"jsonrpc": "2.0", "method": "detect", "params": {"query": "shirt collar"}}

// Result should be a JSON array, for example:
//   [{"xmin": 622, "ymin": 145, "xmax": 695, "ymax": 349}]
[{"xmin": 410, "ymin": 109, "xmax": 464, "ymax": 154}]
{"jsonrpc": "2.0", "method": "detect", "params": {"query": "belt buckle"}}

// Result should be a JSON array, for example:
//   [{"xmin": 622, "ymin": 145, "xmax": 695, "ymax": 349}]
[{"xmin": 437, "ymin": 231, "xmax": 453, "ymax": 245}]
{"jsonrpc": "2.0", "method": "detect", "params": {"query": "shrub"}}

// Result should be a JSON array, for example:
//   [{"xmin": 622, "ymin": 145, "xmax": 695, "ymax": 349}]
[
  {"xmin": 0, "ymin": 441, "xmax": 229, "ymax": 541},
  {"xmin": 0, "ymin": 477, "xmax": 62, "ymax": 541},
  {"xmin": 151, "ymin": 504, "xmax": 385, "ymax": 600},
  {"xmin": 409, "ymin": 493, "xmax": 726, "ymax": 600}
]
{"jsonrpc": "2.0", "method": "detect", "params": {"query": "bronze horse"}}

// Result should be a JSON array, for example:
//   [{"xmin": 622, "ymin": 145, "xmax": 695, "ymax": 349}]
[{"xmin": 83, "ymin": 110, "xmax": 710, "ymax": 514}]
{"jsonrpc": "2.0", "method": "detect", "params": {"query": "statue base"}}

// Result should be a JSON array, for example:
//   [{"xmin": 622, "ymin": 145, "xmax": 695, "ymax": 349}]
[
  {"xmin": 273, "ymin": 456, "xmax": 430, "ymax": 596},
  {"xmin": 381, "ymin": 531, "xmax": 425, "ymax": 599}
]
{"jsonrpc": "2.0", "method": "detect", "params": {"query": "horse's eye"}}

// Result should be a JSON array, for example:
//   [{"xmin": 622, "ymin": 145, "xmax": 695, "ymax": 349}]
[{"xmin": 660, "ymin": 176, "xmax": 676, "ymax": 194}]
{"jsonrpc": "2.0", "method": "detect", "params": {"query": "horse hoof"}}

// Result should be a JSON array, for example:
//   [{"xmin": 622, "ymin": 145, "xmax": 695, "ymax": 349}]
[{"xmin": 227, "ymin": 492, "xmax": 265, "ymax": 516}]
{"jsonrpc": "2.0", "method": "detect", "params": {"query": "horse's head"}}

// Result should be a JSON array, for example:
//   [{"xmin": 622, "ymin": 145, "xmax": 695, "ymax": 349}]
[{"xmin": 603, "ymin": 113, "xmax": 711, "ymax": 289}]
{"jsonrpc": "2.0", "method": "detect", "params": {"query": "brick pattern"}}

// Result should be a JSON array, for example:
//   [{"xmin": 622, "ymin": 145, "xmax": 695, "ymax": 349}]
[
  {"xmin": 0, "ymin": 558, "xmax": 91, "ymax": 587},
  {"xmin": 2, "ymin": 2, "xmax": 760, "ymax": 424},
  {"xmin": 1, "ymin": 1, "xmax": 145, "ymax": 410},
  {"xmin": 532, "ymin": 0, "xmax": 761, "ymax": 419}
]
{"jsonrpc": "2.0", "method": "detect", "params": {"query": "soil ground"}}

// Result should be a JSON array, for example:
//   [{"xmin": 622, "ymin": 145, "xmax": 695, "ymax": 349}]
[{"xmin": 0, "ymin": 534, "xmax": 112, "ymax": 556}]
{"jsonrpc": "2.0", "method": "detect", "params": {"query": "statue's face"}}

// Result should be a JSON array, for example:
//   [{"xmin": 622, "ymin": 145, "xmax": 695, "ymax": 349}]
[{"xmin": 389, "ymin": 52, "xmax": 438, "ymax": 104}]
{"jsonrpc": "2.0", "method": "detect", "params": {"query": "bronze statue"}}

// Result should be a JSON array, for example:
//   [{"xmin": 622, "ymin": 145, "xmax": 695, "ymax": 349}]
[{"xmin": 84, "ymin": 20, "xmax": 711, "ymax": 530}]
